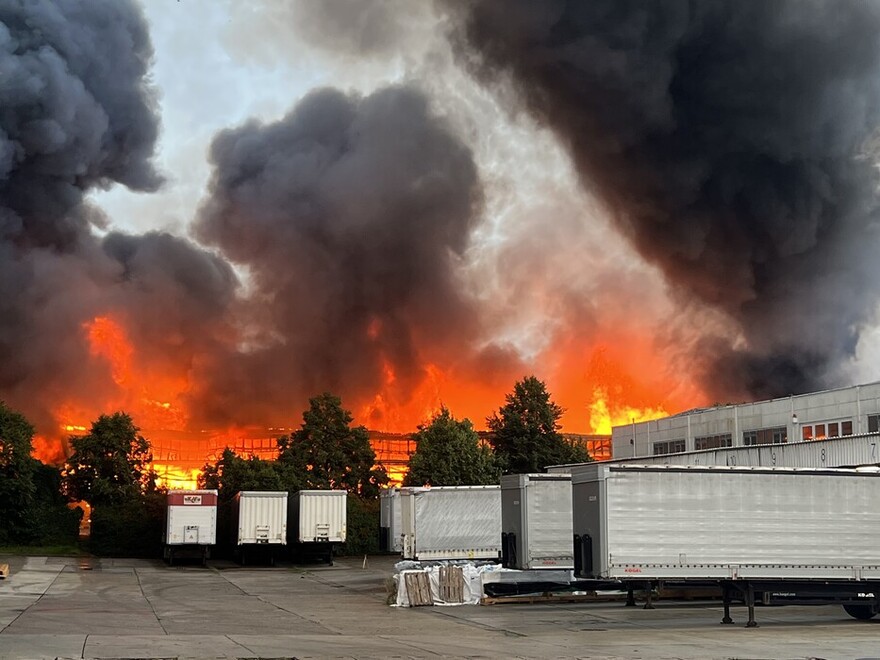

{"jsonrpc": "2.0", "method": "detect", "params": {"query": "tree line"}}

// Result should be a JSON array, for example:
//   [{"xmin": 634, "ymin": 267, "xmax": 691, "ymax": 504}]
[{"xmin": 0, "ymin": 375, "xmax": 591, "ymax": 554}]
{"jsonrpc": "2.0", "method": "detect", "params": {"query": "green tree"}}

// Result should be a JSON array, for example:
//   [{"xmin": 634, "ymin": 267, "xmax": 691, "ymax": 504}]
[
  {"xmin": 487, "ymin": 376, "xmax": 590, "ymax": 473},
  {"xmin": 199, "ymin": 448, "xmax": 297, "ymax": 504},
  {"xmin": 63, "ymin": 412, "xmax": 157, "ymax": 506},
  {"xmin": 277, "ymin": 393, "xmax": 388, "ymax": 498},
  {"xmin": 0, "ymin": 402, "xmax": 38, "ymax": 544},
  {"xmin": 0, "ymin": 402, "xmax": 81, "ymax": 546},
  {"xmin": 403, "ymin": 407, "xmax": 499, "ymax": 486}
]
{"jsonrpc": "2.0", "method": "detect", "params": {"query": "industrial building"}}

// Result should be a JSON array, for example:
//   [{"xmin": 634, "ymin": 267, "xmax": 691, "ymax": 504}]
[{"xmin": 611, "ymin": 381, "xmax": 880, "ymax": 460}]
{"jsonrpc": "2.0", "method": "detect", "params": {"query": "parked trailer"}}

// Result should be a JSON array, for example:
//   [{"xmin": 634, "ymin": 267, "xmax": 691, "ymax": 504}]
[
  {"xmin": 379, "ymin": 487, "xmax": 402, "ymax": 553},
  {"xmin": 231, "ymin": 491, "xmax": 288, "ymax": 565},
  {"xmin": 501, "ymin": 473, "xmax": 573, "ymax": 570},
  {"xmin": 400, "ymin": 485, "xmax": 501, "ymax": 561},
  {"xmin": 290, "ymin": 490, "xmax": 347, "ymax": 564},
  {"xmin": 571, "ymin": 464, "xmax": 880, "ymax": 625},
  {"xmin": 163, "ymin": 489, "xmax": 218, "ymax": 566}
]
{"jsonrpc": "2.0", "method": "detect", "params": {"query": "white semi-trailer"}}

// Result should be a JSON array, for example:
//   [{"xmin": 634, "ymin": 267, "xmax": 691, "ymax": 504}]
[
  {"xmin": 290, "ymin": 490, "xmax": 347, "ymax": 564},
  {"xmin": 571, "ymin": 464, "xmax": 880, "ymax": 625},
  {"xmin": 400, "ymin": 485, "xmax": 501, "ymax": 561},
  {"xmin": 501, "ymin": 473, "xmax": 573, "ymax": 570},
  {"xmin": 163, "ymin": 489, "xmax": 218, "ymax": 566},
  {"xmin": 379, "ymin": 487, "xmax": 402, "ymax": 553},
  {"xmin": 231, "ymin": 491, "xmax": 288, "ymax": 565}
]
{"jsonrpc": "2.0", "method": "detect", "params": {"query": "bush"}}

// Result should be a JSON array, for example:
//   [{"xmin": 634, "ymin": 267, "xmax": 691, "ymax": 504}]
[
  {"xmin": 89, "ymin": 493, "xmax": 165, "ymax": 557},
  {"xmin": 26, "ymin": 463, "xmax": 81, "ymax": 546},
  {"xmin": 340, "ymin": 496, "xmax": 380, "ymax": 556}
]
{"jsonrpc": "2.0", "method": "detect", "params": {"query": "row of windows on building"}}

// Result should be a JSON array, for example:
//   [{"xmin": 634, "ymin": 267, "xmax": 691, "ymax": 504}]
[{"xmin": 650, "ymin": 415, "xmax": 880, "ymax": 456}]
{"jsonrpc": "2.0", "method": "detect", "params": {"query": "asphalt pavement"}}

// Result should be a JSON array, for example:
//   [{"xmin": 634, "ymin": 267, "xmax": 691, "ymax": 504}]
[{"xmin": 1, "ymin": 554, "xmax": 879, "ymax": 659}]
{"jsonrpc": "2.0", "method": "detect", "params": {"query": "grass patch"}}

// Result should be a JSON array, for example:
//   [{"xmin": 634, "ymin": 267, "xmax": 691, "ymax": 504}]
[{"xmin": 0, "ymin": 544, "xmax": 88, "ymax": 556}]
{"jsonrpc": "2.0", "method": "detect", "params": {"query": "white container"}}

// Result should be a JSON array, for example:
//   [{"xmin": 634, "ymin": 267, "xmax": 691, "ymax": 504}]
[
  {"xmin": 165, "ymin": 489, "xmax": 218, "ymax": 546},
  {"xmin": 232, "ymin": 491, "xmax": 288, "ymax": 546},
  {"xmin": 501, "ymin": 473, "xmax": 573, "ymax": 569},
  {"xmin": 380, "ymin": 488, "xmax": 402, "ymax": 553},
  {"xmin": 400, "ymin": 485, "xmax": 501, "ymax": 561},
  {"xmin": 571, "ymin": 464, "xmax": 880, "ymax": 581},
  {"xmin": 291, "ymin": 490, "xmax": 347, "ymax": 544},
  {"xmin": 163, "ymin": 489, "xmax": 218, "ymax": 565}
]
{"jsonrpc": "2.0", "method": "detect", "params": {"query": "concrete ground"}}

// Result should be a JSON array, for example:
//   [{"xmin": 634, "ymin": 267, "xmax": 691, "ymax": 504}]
[{"xmin": 1, "ymin": 554, "xmax": 879, "ymax": 660}]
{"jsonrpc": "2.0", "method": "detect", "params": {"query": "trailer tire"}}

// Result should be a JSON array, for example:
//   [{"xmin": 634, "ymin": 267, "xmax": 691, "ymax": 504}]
[{"xmin": 843, "ymin": 604, "xmax": 878, "ymax": 620}]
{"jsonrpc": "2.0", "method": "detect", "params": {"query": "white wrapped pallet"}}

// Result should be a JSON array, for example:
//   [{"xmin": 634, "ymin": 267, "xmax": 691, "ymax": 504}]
[
  {"xmin": 400, "ymin": 485, "xmax": 501, "ymax": 561},
  {"xmin": 501, "ymin": 473, "xmax": 573, "ymax": 569},
  {"xmin": 163, "ymin": 489, "xmax": 218, "ymax": 565}
]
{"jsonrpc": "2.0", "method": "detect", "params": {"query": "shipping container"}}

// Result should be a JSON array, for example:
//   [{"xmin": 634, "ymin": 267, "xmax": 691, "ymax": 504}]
[
  {"xmin": 400, "ymin": 485, "xmax": 501, "ymax": 561},
  {"xmin": 571, "ymin": 463, "xmax": 880, "ymax": 624},
  {"xmin": 379, "ymin": 487, "xmax": 402, "ymax": 553},
  {"xmin": 290, "ymin": 490, "xmax": 347, "ymax": 564},
  {"xmin": 501, "ymin": 473, "xmax": 573, "ymax": 570},
  {"xmin": 163, "ymin": 489, "xmax": 218, "ymax": 565},
  {"xmin": 231, "ymin": 491, "xmax": 288, "ymax": 565}
]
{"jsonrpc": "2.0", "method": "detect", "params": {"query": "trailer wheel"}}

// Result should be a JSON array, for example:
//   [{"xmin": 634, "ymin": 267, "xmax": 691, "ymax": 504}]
[{"xmin": 843, "ymin": 604, "xmax": 878, "ymax": 620}]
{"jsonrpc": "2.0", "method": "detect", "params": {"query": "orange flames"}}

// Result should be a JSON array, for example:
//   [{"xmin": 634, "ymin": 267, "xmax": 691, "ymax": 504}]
[{"xmin": 34, "ymin": 313, "xmax": 700, "ymax": 483}]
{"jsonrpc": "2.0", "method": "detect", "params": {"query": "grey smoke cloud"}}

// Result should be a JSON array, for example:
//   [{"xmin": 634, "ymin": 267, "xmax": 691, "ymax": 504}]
[
  {"xmin": 191, "ymin": 85, "xmax": 487, "ymax": 427},
  {"xmin": 0, "ymin": 0, "xmax": 237, "ymax": 434},
  {"xmin": 443, "ymin": 0, "xmax": 880, "ymax": 400}
]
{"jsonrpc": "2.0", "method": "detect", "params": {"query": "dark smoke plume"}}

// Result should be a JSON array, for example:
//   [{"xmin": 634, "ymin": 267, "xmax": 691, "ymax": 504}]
[
  {"xmin": 192, "ymin": 85, "xmax": 486, "ymax": 427},
  {"xmin": 0, "ymin": 0, "xmax": 236, "ymax": 434},
  {"xmin": 443, "ymin": 0, "xmax": 880, "ymax": 400}
]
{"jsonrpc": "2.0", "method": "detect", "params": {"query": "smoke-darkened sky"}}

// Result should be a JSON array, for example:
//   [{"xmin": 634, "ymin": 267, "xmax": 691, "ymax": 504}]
[{"xmin": 3, "ymin": 0, "xmax": 880, "ymax": 440}]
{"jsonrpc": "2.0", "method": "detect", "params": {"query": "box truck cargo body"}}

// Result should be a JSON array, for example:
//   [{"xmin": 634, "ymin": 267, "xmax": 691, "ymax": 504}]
[
  {"xmin": 501, "ymin": 473, "xmax": 573, "ymax": 570},
  {"xmin": 400, "ymin": 485, "xmax": 501, "ymax": 561},
  {"xmin": 163, "ymin": 489, "xmax": 218, "ymax": 565},
  {"xmin": 379, "ymin": 488, "xmax": 402, "ymax": 553},
  {"xmin": 571, "ymin": 464, "xmax": 880, "ymax": 623},
  {"xmin": 231, "ymin": 491, "xmax": 288, "ymax": 565},
  {"xmin": 290, "ymin": 490, "xmax": 347, "ymax": 564}
]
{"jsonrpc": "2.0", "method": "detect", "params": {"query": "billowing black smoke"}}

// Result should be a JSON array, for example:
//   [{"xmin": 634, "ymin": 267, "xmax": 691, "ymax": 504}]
[
  {"xmin": 191, "ymin": 85, "xmax": 487, "ymax": 427},
  {"xmin": 0, "ymin": 0, "xmax": 236, "ymax": 433},
  {"xmin": 443, "ymin": 0, "xmax": 880, "ymax": 400}
]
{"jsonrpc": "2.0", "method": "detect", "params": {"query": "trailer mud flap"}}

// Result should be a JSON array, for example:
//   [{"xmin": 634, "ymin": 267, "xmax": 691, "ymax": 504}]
[{"xmin": 573, "ymin": 534, "xmax": 593, "ymax": 578}]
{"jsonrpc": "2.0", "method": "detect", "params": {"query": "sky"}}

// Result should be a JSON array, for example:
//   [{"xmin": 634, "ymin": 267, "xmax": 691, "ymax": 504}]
[
  {"xmin": 4, "ymin": 0, "xmax": 880, "ymax": 443},
  {"xmin": 85, "ymin": 0, "xmax": 698, "ymax": 432}
]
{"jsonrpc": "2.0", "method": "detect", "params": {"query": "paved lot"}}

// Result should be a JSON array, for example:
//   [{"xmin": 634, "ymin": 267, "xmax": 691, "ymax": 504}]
[{"xmin": 1, "ymin": 554, "xmax": 880, "ymax": 659}]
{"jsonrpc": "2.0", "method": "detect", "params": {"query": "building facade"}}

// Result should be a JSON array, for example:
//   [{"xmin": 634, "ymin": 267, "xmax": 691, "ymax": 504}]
[{"xmin": 611, "ymin": 381, "xmax": 880, "ymax": 460}]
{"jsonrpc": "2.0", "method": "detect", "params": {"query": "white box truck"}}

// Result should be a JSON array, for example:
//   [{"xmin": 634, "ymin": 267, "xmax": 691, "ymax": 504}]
[
  {"xmin": 571, "ymin": 464, "xmax": 880, "ymax": 625},
  {"xmin": 400, "ymin": 485, "xmax": 501, "ymax": 561},
  {"xmin": 231, "ymin": 491, "xmax": 288, "ymax": 566},
  {"xmin": 379, "ymin": 487, "xmax": 402, "ymax": 553},
  {"xmin": 501, "ymin": 473, "xmax": 573, "ymax": 570},
  {"xmin": 163, "ymin": 489, "xmax": 218, "ymax": 566},
  {"xmin": 290, "ymin": 490, "xmax": 347, "ymax": 565}
]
